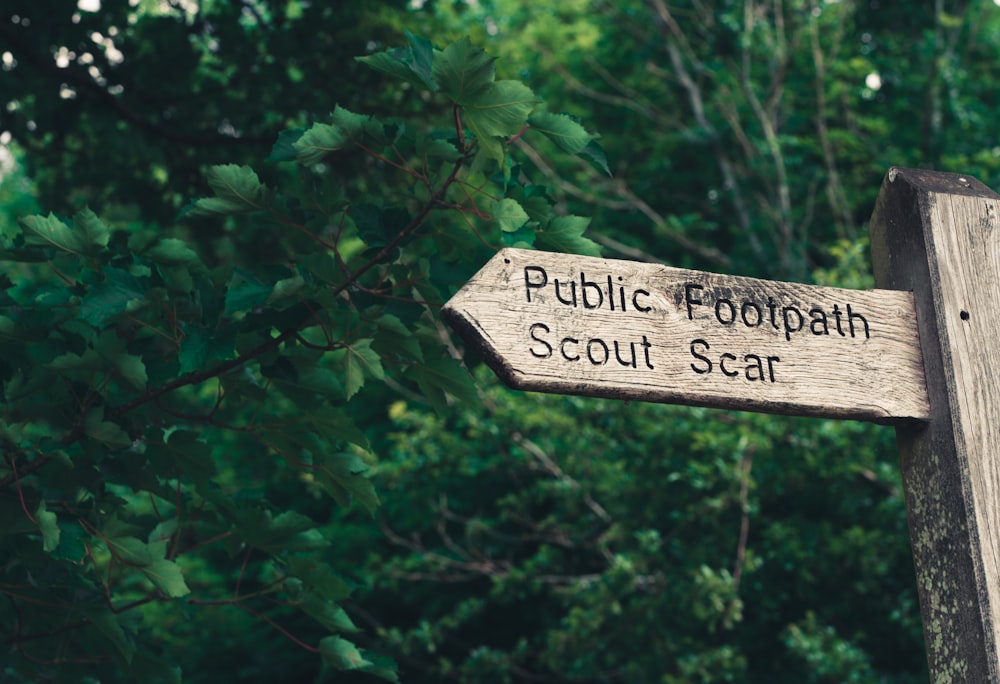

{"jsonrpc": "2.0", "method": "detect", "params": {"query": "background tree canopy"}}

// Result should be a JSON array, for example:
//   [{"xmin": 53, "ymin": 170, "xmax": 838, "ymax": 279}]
[{"xmin": 2, "ymin": 0, "xmax": 1000, "ymax": 682}]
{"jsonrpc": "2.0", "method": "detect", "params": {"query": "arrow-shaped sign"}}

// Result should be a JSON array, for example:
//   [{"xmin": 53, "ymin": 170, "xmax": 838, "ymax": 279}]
[{"xmin": 442, "ymin": 248, "xmax": 929, "ymax": 421}]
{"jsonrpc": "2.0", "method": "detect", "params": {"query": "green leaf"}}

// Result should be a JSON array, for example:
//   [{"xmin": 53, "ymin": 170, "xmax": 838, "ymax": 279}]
[
  {"xmin": 529, "ymin": 111, "xmax": 596, "ymax": 155},
  {"xmin": 84, "ymin": 607, "xmax": 136, "ymax": 665},
  {"xmin": 50, "ymin": 518, "xmax": 89, "ymax": 562},
  {"xmin": 140, "ymin": 558, "xmax": 191, "ymax": 598},
  {"xmin": 537, "ymin": 215, "xmax": 602, "ymax": 257},
  {"xmin": 492, "ymin": 198, "xmax": 529, "ymax": 233},
  {"xmin": 299, "ymin": 591, "xmax": 360, "ymax": 633},
  {"xmin": 36, "ymin": 500, "xmax": 60, "ymax": 553},
  {"xmin": 293, "ymin": 123, "xmax": 349, "ymax": 165},
  {"xmin": 145, "ymin": 430, "xmax": 217, "ymax": 485},
  {"xmin": 373, "ymin": 313, "xmax": 423, "ymax": 363},
  {"xmin": 84, "ymin": 408, "xmax": 132, "ymax": 448},
  {"xmin": 501, "ymin": 223, "xmax": 536, "ymax": 247},
  {"xmin": 581, "ymin": 139, "xmax": 612, "ymax": 176},
  {"xmin": 187, "ymin": 164, "xmax": 271, "ymax": 216},
  {"xmin": 408, "ymin": 355, "xmax": 479, "ymax": 414},
  {"xmin": 267, "ymin": 274, "xmax": 306, "ymax": 308},
  {"xmin": 403, "ymin": 30, "xmax": 436, "ymax": 89},
  {"xmin": 351, "ymin": 203, "xmax": 410, "ymax": 248},
  {"xmin": 464, "ymin": 81, "xmax": 537, "ymax": 138},
  {"xmin": 313, "ymin": 452, "xmax": 380, "ymax": 515},
  {"xmin": 268, "ymin": 128, "xmax": 305, "ymax": 162},
  {"xmin": 178, "ymin": 323, "xmax": 236, "ymax": 373},
  {"xmin": 416, "ymin": 135, "xmax": 461, "ymax": 162},
  {"xmin": 20, "ymin": 210, "xmax": 108, "ymax": 256},
  {"xmin": 357, "ymin": 32, "xmax": 437, "ymax": 91},
  {"xmin": 286, "ymin": 557, "xmax": 354, "ymax": 601},
  {"xmin": 80, "ymin": 267, "xmax": 147, "ymax": 325},
  {"xmin": 330, "ymin": 105, "xmax": 372, "ymax": 140},
  {"xmin": 471, "ymin": 133, "xmax": 508, "ymax": 171},
  {"xmin": 105, "ymin": 535, "xmax": 158, "ymax": 565},
  {"xmin": 115, "ymin": 353, "xmax": 148, "ymax": 391},
  {"xmin": 238, "ymin": 509, "xmax": 329, "ymax": 554},
  {"xmin": 308, "ymin": 406, "xmax": 370, "ymax": 450},
  {"xmin": 47, "ymin": 348, "xmax": 102, "ymax": 374},
  {"xmin": 50, "ymin": 330, "xmax": 149, "ymax": 389},
  {"xmin": 72, "ymin": 207, "xmax": 112, "ymax": 256},
  {"xmin": 320, "ymin": 636, "xmax": 373, "ymax": 671},
  {"xmin": 224, "ymin": 271, "xmax": 274, "ymax": 315},
  {"xmin": 142, "ymin": 238, "xmax": 201, "ymax": 266},
  {"xmin": 293, "ymin": 107, "xmax": 369, "ymax": 165},
  {"xmin": 344, "ymin": 339, "xmax": 384, "ymax": 400},
  {"xmin": 433, "ymin": 37, "xmax": 495, "ymax": 104}
]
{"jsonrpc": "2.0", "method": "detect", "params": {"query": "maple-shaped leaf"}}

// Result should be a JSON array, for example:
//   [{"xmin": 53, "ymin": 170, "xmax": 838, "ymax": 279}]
[{"xmin": 432, "ymin": 37, "xmax": 495, "ymax": 104}]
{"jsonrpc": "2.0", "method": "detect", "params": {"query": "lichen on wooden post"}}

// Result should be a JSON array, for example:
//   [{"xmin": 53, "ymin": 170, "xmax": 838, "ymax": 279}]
[{"xmin": 870, "ymin": 167, "xmax": 1000, "ymax": 682}]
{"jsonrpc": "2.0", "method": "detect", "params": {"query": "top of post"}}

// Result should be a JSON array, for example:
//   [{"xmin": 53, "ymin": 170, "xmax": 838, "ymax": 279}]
[{"xmin": 883, "ymin": 166, "xmax": 997, "ymax": 197}]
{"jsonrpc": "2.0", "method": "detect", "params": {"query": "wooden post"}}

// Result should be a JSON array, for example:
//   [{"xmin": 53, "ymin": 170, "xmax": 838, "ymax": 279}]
[{"xmin": 870, "ymin": 167, "xmax": 1000, "ymax": 682}]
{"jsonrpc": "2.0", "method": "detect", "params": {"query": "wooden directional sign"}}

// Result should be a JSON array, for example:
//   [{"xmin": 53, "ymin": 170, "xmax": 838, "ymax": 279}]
[{"xmin": 442, "ymin": 247, "xmax": 930, "ymax": 421}]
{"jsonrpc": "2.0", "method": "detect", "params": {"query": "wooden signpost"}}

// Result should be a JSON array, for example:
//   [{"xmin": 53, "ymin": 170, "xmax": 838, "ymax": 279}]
[{"xmin": 442, "ymin": 168, "xmax": 1000, "ymax": 682}]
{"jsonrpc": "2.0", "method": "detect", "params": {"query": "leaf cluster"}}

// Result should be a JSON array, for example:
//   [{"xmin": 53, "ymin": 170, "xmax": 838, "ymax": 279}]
[
  {"xmin": 0, "ymin": 33, "xmax": 603, "ymax": 683},
  {"xmin": 335, "ymin": 380, "xmax": 924, "ymax": 683}
]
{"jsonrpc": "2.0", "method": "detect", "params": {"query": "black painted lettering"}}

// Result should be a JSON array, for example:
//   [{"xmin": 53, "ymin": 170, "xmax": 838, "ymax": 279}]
[
  {"xmin": 581, "ymin": 273, "xmax": 603, "ymax": 309},
  {"xmin": 529, "ymin": 323, "xmax": 552, "ymax": 358},
  {"xmin": 618, "ymin": 277, "xmax": 628, "ymax": 311},
  {"xmin": 607, "ymin": 276, "xmax": 616, "ymax": 311},
  {"xmin": 614, "ymin": 340, "xmax": 637, "ymax": 368},
  {"xmin": 832, "ymin": 304, "xmax": 845, "ymax": 336},
  {"xmin": 560, "ymin": 337, "xmax": 580, "ymax": 361},
  {"xmin": 781, "ymin": 306, "xmax": 803, "ymax": 341},
  {"xmin": 740, "ymin": 300, "xmax": 762, "ymax": 327},
  {"xmin": 524, "ymin": 266, "xmax": 547, "ymax": 302},
  {"xmin": 720, "ymin": 352, "xmax": 738, "ymax": 377},
  {"xmin": 587, "ymin": 338, "xmax": 609, "ymax": 365},
  {"xmin": 690, "ymin": 338, "xmax": 712, "ymax": 374},
  {"xmin": 809, "ymin": 308, "xmax": 829, "ymax": 335},
  {"xmin": 847, "ymin": 304, "xmax": 870, "ymax": 339},
  {"xmin": 715, "ymin": 298, "xmax": 737, "ymax": 325},
  {"xmin": 767, "ymin": 297, "xmax": 779, "ymax": 329},
  {"xmin": 641, "ymin": 335, "xmax": 654, "ymax": 369},
  {"xmin": 766, "ymin": 356, "xmax": 780, "ymax": 382},
  {"xmin": 633, "ymin": 289, "xmax": 652, "ymax": 313},
  {"xmin": 684, "ymin": 284, "xmax": 704, "ymax": 320},
  {"xmin": 554, "ymin": 278, "xmax": 577, "ymax": 306},
  {"xmin": 744, "ymin": 354, "xmax": 765, "ymax": 382}
]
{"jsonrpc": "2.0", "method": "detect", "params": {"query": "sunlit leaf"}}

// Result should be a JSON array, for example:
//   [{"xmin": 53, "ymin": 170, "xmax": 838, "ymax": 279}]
[
  {"xmin": 140, "ymin": 559, "xmax": 191, "ymax": 598},
  {"xmin": 357, "ymin": 31, "xmax": 437, "ymax": 91},
  {"xmin": 20, "ymin": 210, "xmax": 108, "ymax": 256},
  {"xmin": 187, "ymin": 164, "xmax": 271, "ymax": 216},
  {"xmin": 36, "ymin": 500, "xmax": 60, "ymax": 553},
  {"xmin": 529, "ymin": 111, "xmax": 596, "ymax": 155},
  {"xmin": 492, "ymin": 198, "xmax": 529, "ymax": 233},
  {"xmin": 537, "ymin": 215, "xmax": 602, "ymax": 257},
  {"xmin": 320, "ymin": 636, "xmax": 372, "ymax": 671}
]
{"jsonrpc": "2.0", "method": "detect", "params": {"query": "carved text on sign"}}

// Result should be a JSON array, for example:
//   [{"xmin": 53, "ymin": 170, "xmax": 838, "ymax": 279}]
[{"xmin": 441, "ymin": 248, "xmax": 929, "ymax": 420}]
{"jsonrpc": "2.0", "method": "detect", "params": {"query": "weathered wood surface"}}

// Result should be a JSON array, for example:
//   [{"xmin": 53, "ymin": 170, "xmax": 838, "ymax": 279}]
[
  {"xmin": 443, "ymin": 247, "xmax": 929, "ymax": 421},
  {"xmin": 871, "ymin": 167, "xmax": 1000, "ymax": 682}
]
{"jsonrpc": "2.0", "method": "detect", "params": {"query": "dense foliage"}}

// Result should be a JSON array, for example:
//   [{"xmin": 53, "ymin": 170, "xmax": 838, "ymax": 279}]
[
  {"xmin": 0, "ymin": 25, "xmax": 605, "ymax": 682},
  {"xmin": 3, "ymin": 0, "xmax": 1000, "ymax": 682}
]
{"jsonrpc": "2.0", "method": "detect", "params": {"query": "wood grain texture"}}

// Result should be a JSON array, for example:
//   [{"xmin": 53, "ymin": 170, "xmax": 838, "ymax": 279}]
[
  {"xmin": 443, "ymin": 248, "xmax": 929, "ymax": 421},
  {"xmin": 870, "ymin": 167, "xmax": 1000, "ymax": 682}
]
